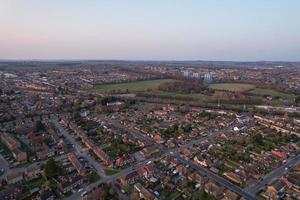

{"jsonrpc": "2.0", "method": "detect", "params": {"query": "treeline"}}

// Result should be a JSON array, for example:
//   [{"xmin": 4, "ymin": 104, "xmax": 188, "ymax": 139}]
[
  {"xmin": 212, "ymin": 91, "xmax": 263, "ymax": 105},
  {"xmin": 158, "ymin": 80, "xmax": 211, "ymax": 94},
  {"xmin": 137, "ymin": 92, "xmax": 197, "ymax": 102},
  {"xmin": 100, "ymin": 96, "xmax": 136, "ymax": 106},
  {"xmin": 94, "ymin": 76, "xmax": 167, "ymax": 86},
  {"xmin": 135, "ymin": 95, "xmax": 253, "ymax": 113},
  {"xmin": 296, "ymin": 96, "xmax": 300, "ymax": 105},
  {"xmin": 215, "ymin": 79, "xmax": 300, "ymax": 95}
]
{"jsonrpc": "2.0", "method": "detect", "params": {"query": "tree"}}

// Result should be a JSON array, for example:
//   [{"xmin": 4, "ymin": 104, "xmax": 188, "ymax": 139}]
[
  {"xmin": 296, "ymin": 96, "xmax": 300, "ymax": 104},
  {"xmin": 251, "ymin": 132, "xmax": 263, "ymax": 145},
  {"xmin": 88, "ymin": 172, "xmax": 100, "ymax": 183},
  {"xmin": 35, "ymin": 120, "xmax": 45, "ymax": 131},
  {"xmin": 44, "ymin": 158, "xmax": 63, "ymax": 178}
]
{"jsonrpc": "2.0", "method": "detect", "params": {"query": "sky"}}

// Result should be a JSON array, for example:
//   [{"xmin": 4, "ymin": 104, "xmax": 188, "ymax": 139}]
[{"xmin": 0, "ymin": 0, "xmax": 300, "ymax": 61}]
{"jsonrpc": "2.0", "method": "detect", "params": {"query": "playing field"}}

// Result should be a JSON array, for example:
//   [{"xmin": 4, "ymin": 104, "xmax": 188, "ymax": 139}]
[
  {"xmin": 209, "ymin": 83, "xmax": 256, "ymax": 92},
  {"xmin": 249, "ymin": 88, "xmax": 295, "ymax": 99},
  {"xmin": 92, "ymin": 79, "xmax": 175, "ymax": 93},
  {"xmin": 152, "ymin": 91, "xmax": 212, "ymax": 102}
]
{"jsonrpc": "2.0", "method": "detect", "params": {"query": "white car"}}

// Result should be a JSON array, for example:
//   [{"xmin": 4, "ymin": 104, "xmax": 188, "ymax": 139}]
[
  {"xmin": 80, "ymin": 191, "xmax": 87, "ymax": 197},
  {"xmin": 78, "ymin": 188, "xmax": 84, "ymax": 193}
]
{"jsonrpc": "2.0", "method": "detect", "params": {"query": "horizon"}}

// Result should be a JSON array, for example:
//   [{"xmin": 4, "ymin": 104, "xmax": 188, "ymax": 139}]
[
  {"xmin": 0, "ymin": 59, "xmax": 300, "ymax": 63},
  {"xmin": 1, "ymin": 0, "xmax": 300, "ymax": 61}
]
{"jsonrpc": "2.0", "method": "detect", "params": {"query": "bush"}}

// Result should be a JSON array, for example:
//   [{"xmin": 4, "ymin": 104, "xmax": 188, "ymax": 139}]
[{"xmin": 44, "ymin": 158, "xmax": 63, "ymax": 178}]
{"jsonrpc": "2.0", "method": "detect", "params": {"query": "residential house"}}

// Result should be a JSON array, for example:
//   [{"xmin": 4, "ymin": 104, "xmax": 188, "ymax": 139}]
[
  {"xmin": 25, "ymin": 165, "xmax": 42, "ymax": 181},
  {"xmin": 176, "ymin": 164, "xmax": 188, "ymax": 175},
  {"xmin": 222, "ymin": 189, "xmax": 239, "ymax": 200},
  {"xmin": 68, "ymin": 153, "xmax": 86, "ymax": 176},
  {"xmin": 6, "ymin": 172, "xmax": 24, "ymax": 184},
  {"xmin": 120, "ymin": 171, "xmax": 140, "ymax": 186},
  {"xmin": 58, "ymin": 176, "xmax": 83, "ymax": 194},
  {"xmin": 0, "ymin": 186, "xmax": 22, "ymax": 200},
  {"xmin": 39, "ymin": 191, "xmax": 55, "ymax": 200},
  {"xmin": 187, "ymin": 172, "xmax": 205, "ymax": 184},
  {"xmin": 36, "ymin": 146, "xmax": 55, "ymax": 160},
  {"xmin": 12, "ymin": 149, "xmax": 27, "ymax": 162},
  {"xmin": 81, "ymin": 187, "xmax": 106, "ymax": 200},
  {"xmin": 204, "ymin": 181, "xmax": 224, "ymax": 199},
  {"xmin": 271, "ymin": 150, "xmax": 286, "ymax": 160},
  {"xmin": 224, "ymin": 172, "xmax": 243, "ymax": 185},
  {"xmin": 134, "ymin": 183, "xmax": 158, "ymax": 200},
  {"xmin": 0, "ymin": 132, "xmax": 21, "ymax": 151}
]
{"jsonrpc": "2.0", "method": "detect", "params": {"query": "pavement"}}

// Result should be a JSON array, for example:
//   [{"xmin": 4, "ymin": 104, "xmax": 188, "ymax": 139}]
[
  {"xmin": 0, "ymin": 154, "xmax": 66, "ymax": 183},
  {"xmin": 63, "ymin": 115, "xmax": 299, "ymax": 200},
  {"xmin": 177, "ymin": 155, "xmax": 256, "ymax": 200},
  {"xmin": 51, "ymin": 119, "xmax": 107, "ymax": 178},
  {"xmin": 101, "ymin": 118, "xmax": 260, "ymax": 200},
  {"xmin": 65, "ymin": 118, "xmax": 247, "ymax": 200},
  {"xmin": 92, "ymin": 115, "xmax": 159, "ymax": 147},
  {"xmin": 89, "ymin": 117, "xmax": 259, "ymax": 199},
  {"xmin": 0, "ymin": 154, "xmax": 10, "ymax": 182},
  {"xmin": 64, "ymin": 118, "xmax": 223, "ymax": 200},
  {"xmin": 245, "ymin": 154, "xmax": 300, "ymax": 194}
]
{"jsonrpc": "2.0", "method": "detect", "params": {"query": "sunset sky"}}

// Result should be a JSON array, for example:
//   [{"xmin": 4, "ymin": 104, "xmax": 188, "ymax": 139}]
[{"xmin": 1, "ymin": 0, "xmax": 299, "ymax": 61}]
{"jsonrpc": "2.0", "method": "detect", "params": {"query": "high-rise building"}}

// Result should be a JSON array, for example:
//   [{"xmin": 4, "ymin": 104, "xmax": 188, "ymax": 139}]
[
  {"xmin": 204, "ymin": 73, "xmax": 213, "ymax": 83},
  {"xmin": 183, "ymin": 71, "xmax": 189, "ymax": 77},
  {"xmin": 192, "ymin": 72, "xmax": 201, "ymax": 79},
  {"xmin": 183, "ymin": 71, "xmax": 201, "ymax": 79}
]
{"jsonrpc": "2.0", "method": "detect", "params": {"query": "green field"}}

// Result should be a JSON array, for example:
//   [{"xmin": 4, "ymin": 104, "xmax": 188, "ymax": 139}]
[
  {"xmin": 105, "ymin": 168, "xmax": 120, "ymax": 175},
  {"xmin": 92, "ymin": 78, "xmax": 213, "ymax": 102},
  {"xmin": 149, "ymin": 91, "xmax": 212, "ymax": 102},
  {"xmin": 93, "ymin": 80, "xmax": 295, "ymax": 106},
  {"xmin": 92, "ymin": 79, "xmax": 175, "ymax": 93},
  {"xmin": 88, "ymin": 172, "xmax": 100, "ymax": 183},
  {"xmin": 249, "ymin": 88, "xmax": 295, "ymax": 99},
  {"xmin": 209, "ymin": 83, "xmax": 256, "ymax": 92}
]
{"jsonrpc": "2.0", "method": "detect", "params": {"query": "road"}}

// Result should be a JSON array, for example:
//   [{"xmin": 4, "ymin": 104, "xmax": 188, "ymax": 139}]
[
  {"xmin": 102, "ymin": 119, "xmax": 259, "ymax": 200},
  {"xmin": 92, "ymin": 115, "xmax": 160, "ymax": 147},
  {"xmin": 65, "ymin": 154, "xmax": 164, "ymax": 200},
  {"xmin": 51, "ymin": 119, "xmax": 107, "ymax": 178},
  {"xmin": 1, "ymin": 115, "xmax": 255, "ymax": 200},
  {"xmin": 0, "ymin": 154, "xmax": 10, "ymax": 182},
  {"xmin": 177, "ymin": 155, "xmax": 256, "ymax": 200},
  {"xmin": 245, "ymin": 154, "xmax": 300, "ymax": 194},
  {"xmin": 65, "ymin": 115, "xmax": 264, "ymax": 200},
  {"xmin": 98, "ymin": 115, "xmax": 241, "ymax": 152},
  {"xmin": 1, "ymin": 154, "xmax": 66, "ymax": 183},
  {"xmin": 0, "ymin": 141, "xmax": 67, "ymax": 183},
  {"xmin": 65, "ymin": 124, "xmax": 222, "ymax": 200}
]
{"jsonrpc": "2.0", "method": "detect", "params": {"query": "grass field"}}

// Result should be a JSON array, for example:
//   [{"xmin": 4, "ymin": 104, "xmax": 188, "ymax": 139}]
[
  {"xmin": 92, "ymin": 79, "xmax": 213, "ymax": 102},
  {"xmin": 92, "ymin": 79, "xmax": 175, "ymax": 93},
  {"xmin": 105, "ymin": 168, "xmax": 120, "ymax": 176},
  {"xmin": 249, "ymin": 88, "xmax": 295, "ymax": 99},
  {"xmin": 150, "ymin": 91, "xmax": 212, "ymax": 102},
  {"xmin": 93, "ymin": 80, "xmax": 294, "ymax": 106},
  {"xmin": 209, "ymin": 83, "xmax": 256, "ymax": 92}
]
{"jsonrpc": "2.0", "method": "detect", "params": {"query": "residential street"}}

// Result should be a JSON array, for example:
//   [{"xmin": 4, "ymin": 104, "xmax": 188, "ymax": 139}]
[
  {"xmin": 51, "ymin": 119, "xmax": 107, "ymax": 178},
  {"xmin": 245, "ymin": 154, "xmax": 300, "ymax": 194},
  {"xmin": 50, "ymin": 116, "xmax": 299, "ymax": 200}
]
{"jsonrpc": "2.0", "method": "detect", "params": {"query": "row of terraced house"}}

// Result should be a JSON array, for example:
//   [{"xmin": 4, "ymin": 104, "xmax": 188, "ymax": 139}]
[{"xmin": 60, "ymin": 117, "xmax": 112, "ymax": 166}]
